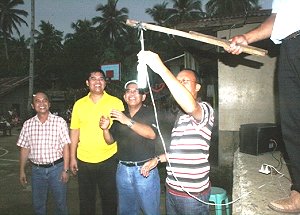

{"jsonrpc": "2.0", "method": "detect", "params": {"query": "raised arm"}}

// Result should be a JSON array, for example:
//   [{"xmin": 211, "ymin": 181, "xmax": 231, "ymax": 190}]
[{"xmin": 137, "ymin": 51, "xmax": 202, "ymax": 120}]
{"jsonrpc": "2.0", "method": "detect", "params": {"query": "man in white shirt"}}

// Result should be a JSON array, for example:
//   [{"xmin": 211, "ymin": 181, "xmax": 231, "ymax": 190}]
[{"xmin": 226, "ymin": 0, "xmax": 300, "ymax": 213}]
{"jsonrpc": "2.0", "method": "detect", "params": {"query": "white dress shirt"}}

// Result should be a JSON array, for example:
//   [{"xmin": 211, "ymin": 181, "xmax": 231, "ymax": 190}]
[{"xmin": 271, "ymin": 0, "xmax": 300, "ymax": 44}]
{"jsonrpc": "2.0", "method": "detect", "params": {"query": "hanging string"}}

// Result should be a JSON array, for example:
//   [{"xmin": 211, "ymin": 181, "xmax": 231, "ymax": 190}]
[{"xmin": 136, "ymin": 23, "xmax": 148, "ymax": 89}]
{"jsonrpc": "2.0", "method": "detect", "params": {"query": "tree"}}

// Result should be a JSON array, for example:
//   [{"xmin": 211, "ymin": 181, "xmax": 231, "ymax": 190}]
[
  {"xmin": 145, "ymin": 1, "xmax": 170, "ymax": 25},
  {"xmin": 0, "ymin": 0, "xmax": 28, "ymax": 60},
  {"xmin": 35, "ymin": 20, "xmax": 63, "ymax": 57},
  {"xmin": 65, "ymin": 19, "xmax": 94, "ymax": 40},
  {"xmin": 0, "ymin": 34, "xmax": 29, "ymax": 77},
  {"xmin": 9, "ymin": 35, "xmax": 29, "ymax": 75},
  {"xmin": 165, "ymin": 0, "xmax": 205, "ymax": 26},
  {"xmin": 92, "ymin": 0, "xmax": 129, "ymax": 44},
  {"xmin": 63, "ymin": 19, "xmax": 103, "ymax": 88},
  {"xmin": 34, "ymin": 20, "xmax": 64, "ymax": 89},
  {"xmin": 206, "ymin": 0, "xmax": 261, "ymax": 17}
]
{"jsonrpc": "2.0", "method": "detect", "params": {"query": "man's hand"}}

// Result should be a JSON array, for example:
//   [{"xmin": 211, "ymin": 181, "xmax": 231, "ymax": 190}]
[
  {"xmin": 137, "ymin": 50, "xmax": 167, "ymax": 75},
  {"xmin": 60, "ymin": 171, "xmax": 69, "ymax": 183},
  {"xmin": 140, "ymin": 158, "xmax": 159, "ymax": 177},
  {"xmin": 225, "ymin": 34, "xmax": 249, "ymax": 55},
  {"xmin": 99, "ymin": 115, "xmax": 110, "ymax": 130},
  {"xmin": 19, "ymin": 171, "xmax": 27, "ymax": 187},
  {"xmin": 70, "ymin": 158, "xmax": 78, "ymax": 175},
  {"xmin": 109, "ymin": 110, "xmax": 130, "ymax": 126}
]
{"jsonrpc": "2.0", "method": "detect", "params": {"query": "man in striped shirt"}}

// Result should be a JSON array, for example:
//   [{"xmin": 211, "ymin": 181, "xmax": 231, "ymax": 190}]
[
  {"xmin": 17, "ymin": 92, "xmax": 71, "ymax": 215},
  {"xmin": 139, "ymin": 51, "xmax": 214, "ymax": 215}
]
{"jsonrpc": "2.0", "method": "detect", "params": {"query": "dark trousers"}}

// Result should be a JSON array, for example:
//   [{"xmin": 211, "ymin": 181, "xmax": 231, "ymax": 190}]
[
  {"xmin": 278, "ymin": 36, "xmax": 300, "ymax": 192},
  {"xmin": 77, "ymin": 155, "xmax": 118, "ymax": 215}
]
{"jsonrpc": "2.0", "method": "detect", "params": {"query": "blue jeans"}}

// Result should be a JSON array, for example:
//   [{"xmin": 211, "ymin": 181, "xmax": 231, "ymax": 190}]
[
  {"xmin": 166, "ymin": 188, "xmax": 210, "ymax": 215},
  {"xmin": 116, "ymin": 163, "xmax": 161, "ymax": 215},
  {"xmin": 31, "ymin": 161, "xmax": 68, "ymax": 215}
]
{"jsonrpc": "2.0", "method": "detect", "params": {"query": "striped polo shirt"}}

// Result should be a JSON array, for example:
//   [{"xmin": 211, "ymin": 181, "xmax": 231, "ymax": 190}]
[{"xmin": 166, "ymin": 101, "xmax": 214, "ymax": 197}]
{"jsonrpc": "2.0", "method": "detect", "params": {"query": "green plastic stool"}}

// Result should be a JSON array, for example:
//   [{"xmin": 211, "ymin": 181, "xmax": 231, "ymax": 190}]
[{"xmin": 209, "ymin": 187, "xmax": 230, "ymax": 215}]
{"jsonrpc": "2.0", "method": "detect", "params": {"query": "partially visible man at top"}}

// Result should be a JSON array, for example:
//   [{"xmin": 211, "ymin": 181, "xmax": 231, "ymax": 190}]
[
  {"xmin": 17, "ymin": 92, "xmax": 70, "ymax": 215},
  {"xmin": 70, "ymin": 70, "xmax": 124, "ymax": 215},
  {"xmin": 225, "ymin": 0, "xmax": 300, "ymax": 213},
  {"xmin": 138, "ymin": 51, "xmax": 214, "ymax": 215},
  {"xmin": 100, "ymin": 80, "xmax": 160, "ymax": 215}
]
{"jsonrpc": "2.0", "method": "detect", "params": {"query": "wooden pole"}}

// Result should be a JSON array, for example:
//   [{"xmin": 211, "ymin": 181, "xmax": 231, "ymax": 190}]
[{"xmin": 126, "ymin": 19, "xmax": 268, "ymax": 57}]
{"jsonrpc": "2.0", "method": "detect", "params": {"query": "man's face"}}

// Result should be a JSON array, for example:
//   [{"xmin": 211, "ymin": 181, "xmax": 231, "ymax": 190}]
[
  {"xmin": 31, "ymin": 93, "xmax": 50, "ymax": 114},
  {"xmin": 123, "ymin": 83, "xmax": 145, "ymax": 107},
  {"xmin": 176, "ymin": 70, "xmax": 201, "ymax": 98},
  {"xmin": 86, "ymin": 72, "xmax": 106, "ymax": 95}
]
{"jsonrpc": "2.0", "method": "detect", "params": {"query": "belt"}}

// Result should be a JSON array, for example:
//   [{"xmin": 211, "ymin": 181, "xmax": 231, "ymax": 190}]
[
  {"xmin": 31, "ymin": 157, "xmax": 64, "ymax": 168},
  {"xmin": 119, "ymin": 159, "xmax": 151, "ymax": 167},
  {"xmin": 282, "ymin": 30, "xmax": 300, "ymax": 41}
]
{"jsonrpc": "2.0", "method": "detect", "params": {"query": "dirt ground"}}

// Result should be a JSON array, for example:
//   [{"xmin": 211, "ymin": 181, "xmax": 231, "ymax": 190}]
[
  {"xmin": 0, "ymin": 127, "xmax": 227, "ymax": 215},
  {"xmin": 0, "ymin": 128, "xmax": 167, "ymax": 215}
]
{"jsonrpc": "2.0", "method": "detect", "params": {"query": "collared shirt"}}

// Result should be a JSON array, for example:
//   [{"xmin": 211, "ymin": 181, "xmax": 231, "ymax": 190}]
[
  {"xmin": 17, "ymin": 113, "xmax": 71, "ymax": 164},
  {"xmin": 70, "ymin": 91, "xmax": 124, "ymax": 163},
  {"xmin": 271, "ymin": 0, "xmax": 300, "ymax": 44},
  {"xmin": 109, "ymin": 105, "xmax": 157, "ymax": 161},
  {"xmin": 166, "ymin": 102, "xmax": 214, "ymax": 196}
]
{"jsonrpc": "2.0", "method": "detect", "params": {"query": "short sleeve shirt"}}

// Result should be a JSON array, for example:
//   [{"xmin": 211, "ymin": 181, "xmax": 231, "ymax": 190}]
[
  {"xmin": 109, "ymin": 105, "xmax": 157, "ymax": 161},
  {"xmin": 17, "ymin": 113, "xmax": 71, "ymax": 164},
  {"xmin": 271, "ymin": 0, "xmax": 300, "ymax": 44},
  {"xmin": 70, "ymin": 91, "xmax": 124, "ymax": 163}
]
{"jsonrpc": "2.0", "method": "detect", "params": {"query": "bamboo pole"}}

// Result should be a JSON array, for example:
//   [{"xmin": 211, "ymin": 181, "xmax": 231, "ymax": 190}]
[{"xmin": 126, "ymin": 19, "xmax": 268, "ymax": 57}]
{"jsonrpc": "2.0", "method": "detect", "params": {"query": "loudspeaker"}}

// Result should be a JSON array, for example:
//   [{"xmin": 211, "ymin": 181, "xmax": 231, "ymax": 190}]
[{"xmin": 239, "ymin": 123, "xmax": 283, "ymax": 155}]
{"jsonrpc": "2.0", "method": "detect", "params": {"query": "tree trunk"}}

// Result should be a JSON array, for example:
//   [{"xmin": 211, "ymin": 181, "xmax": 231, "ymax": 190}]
[{"xmin": 3, "ymin": 34, "xmax": 9, "ymax": 60}]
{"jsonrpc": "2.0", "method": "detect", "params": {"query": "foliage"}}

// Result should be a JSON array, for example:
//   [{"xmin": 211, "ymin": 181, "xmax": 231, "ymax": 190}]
[
  {"xmin": 33, "ymin": 21, "xmax": 64, "ymax": 90},
  {"xmin": 63, "ymin": 19, "xmax": 103, "ymax": 88},
  {"xmin": 0, "ymin": 0, "xmax": 263, "ymax": 93},
  {"xmin": 145, "ymin": 1, "xmax": 171, "ymax": 25},
  {"xmin": 92, "ymin": 0, "xmax": 129, "ymax": 43},
  {"xmin": 0, "ymin": 0, "xmax": 28, "ymax": 61},
  {"xmin": 145, "ymin": 0, "xmax": 206, "ymax": 26},
  {"xmin": 164, "ymin": 0, "xmax": 205, "ymax": 26},
  {"xmin": 0, "ymin": 34, "xmax": 29, "ymax": 76},
  {"xmin": 206, "ymin": 0, "xmax": 261, "ymax": 17}
]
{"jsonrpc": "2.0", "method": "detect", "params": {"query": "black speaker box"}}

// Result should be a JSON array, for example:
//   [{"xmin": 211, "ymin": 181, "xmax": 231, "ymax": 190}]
[{"xmin": 239, "ymin": 123, "xmax": 283, "ymax": 155}]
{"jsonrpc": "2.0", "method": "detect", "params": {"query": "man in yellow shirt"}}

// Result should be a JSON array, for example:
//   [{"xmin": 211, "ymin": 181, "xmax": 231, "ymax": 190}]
[{"xmin": 70, "ymin": 70, "xmax": 124, "ymax": 215}]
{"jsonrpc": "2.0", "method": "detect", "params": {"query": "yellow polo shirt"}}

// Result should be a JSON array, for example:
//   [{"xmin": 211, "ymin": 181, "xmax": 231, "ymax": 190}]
[{"xmin": 70, "ymin": 92, "xmax": 124, "ymax": 163}]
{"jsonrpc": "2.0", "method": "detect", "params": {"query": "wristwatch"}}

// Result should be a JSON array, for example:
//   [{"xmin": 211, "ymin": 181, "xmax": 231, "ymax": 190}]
[
  {"xmin": 156, "ymin": 156, "xmax": 161, "ymax": 164},
  {"xmin": 127, "ymin": 119, "xmax": 135, "ymax": 128}
]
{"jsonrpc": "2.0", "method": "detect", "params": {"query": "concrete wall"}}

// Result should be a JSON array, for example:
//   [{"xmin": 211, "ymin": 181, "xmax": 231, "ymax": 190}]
[{"xmin": 217, "ymin": 24, "xmax": 278, "ymax": 166}]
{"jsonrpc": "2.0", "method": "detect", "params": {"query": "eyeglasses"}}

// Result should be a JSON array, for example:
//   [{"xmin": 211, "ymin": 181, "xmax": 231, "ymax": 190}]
[{"xmin": 178, "ymin": 79, "xmax": 197, "ymax": 84}]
